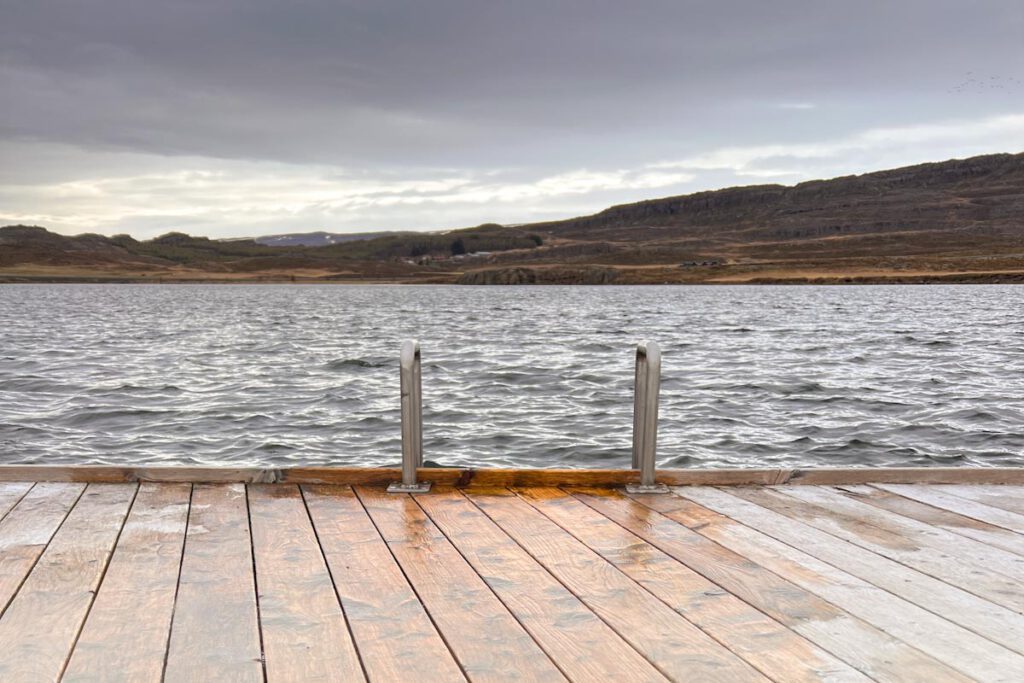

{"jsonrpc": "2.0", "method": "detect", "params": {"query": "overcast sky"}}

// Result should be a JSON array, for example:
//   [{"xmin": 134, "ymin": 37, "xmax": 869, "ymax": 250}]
[{"xmin": 2, "ymin": 1, "xmax": 1023, "ymax": 238}]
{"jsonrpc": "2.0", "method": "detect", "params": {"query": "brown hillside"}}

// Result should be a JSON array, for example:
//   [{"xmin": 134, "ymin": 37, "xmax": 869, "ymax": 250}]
[{"xmin": 3, "ymin": 152, "xmax": 1024, "ymax": 283}]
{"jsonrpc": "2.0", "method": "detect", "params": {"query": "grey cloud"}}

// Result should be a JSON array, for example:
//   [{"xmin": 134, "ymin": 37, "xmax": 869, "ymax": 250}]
[
  {"xmin": 4, "ymin": 1, "xmax": 1023, "ymax": 166},
  {"xmin": 2, "ymin": 1, "xmax": 1023, "ymax": 236}
]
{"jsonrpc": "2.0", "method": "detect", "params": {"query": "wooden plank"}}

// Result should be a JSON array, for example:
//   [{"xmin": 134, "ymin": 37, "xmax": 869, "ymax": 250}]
[
  {"xmin": 2, "ymin": 465, "xmax": 1023, "ymax": 487},
  {"xmin": 836, "ymin": 484, "xmax": 1024, "ymax": 557},
  {"xmin": 415, "ymin": 488, "xmax": 668, "ymax": 682},
  {"xmin": 516, "ymin": 487, "xmax": 867, "ymax": 682},
  {"xmin": 665, "ymin": 488, "xmax": 1024, "ymax": 681},
  {"xmin": 280, "ymin": 468, "xmax": 784, "ymax": 488},
  {"xmin": 571, "ymin": 487, "xmax": 971, "ymax": 683},
  {"xmin": 468, "ymin": 489, "xmax": 767, "ymax": 681},
  {"xmin": 164, "ymin": 484, "xmax": 263, "ymax": 683},
  {"xmin": 784, "ymin": 467, "xmax": 1024, "ymax": 485},
  {"xmin": 933, "ymin": 484, "xmax": 1024, "ymax": 515},
  {"xmin": 62, "ymin": 483, "xmax": 191, "ymax": 682},
  {"xmin": 247, "ymin": 484, "xmax": 364, "ymax": 682},
  {"xmin": 0, "ymin": 482, "xmax": 32, "ymax": 523},
  {"xmin": 0, "ymin": 483, "xmax": 136, "ymax": 681},
  {"xmin": 0, "ymin": 466, "xmax": 285, "ymax": 484},
  {"xmin": 0, "ymin": 465, "xmax": 771, "ymax": 487},
  {"xmin": 721, "ymin": 486, "xmax": 1024, "ymax": 656},
  {"xmin": 0, "ymin": 482, "xmax": 85, "ymax": 615},
  {"xmin": 302, "ymin": 485, "xmax": 465, "ymax": 682},
  {"xmin": 772, "ymin": 485, "xmax": 1024, "ymax": 605},
  {"xmin": 355, "ymin": 486, "xmax": 566, "ymax": 682},
  {"xmin": 877, "ymin": 483, "xmax": 1024, "ymax": 534}
]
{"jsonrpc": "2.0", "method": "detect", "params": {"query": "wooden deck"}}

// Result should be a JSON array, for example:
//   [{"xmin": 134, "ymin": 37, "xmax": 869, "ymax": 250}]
[{"xmin": 0, "ymin": 474, "xmax": 1023, "ymax": 681}]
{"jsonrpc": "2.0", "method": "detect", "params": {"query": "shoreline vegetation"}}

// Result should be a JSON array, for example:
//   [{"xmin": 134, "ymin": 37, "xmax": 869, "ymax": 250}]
[
  {"xmin": 4, "ymin": 151, "xmax": 1024, "ymax": 285},
  {"xmin": 2, "ymin": 269, "xmax": 1024, "ymax": 285}
]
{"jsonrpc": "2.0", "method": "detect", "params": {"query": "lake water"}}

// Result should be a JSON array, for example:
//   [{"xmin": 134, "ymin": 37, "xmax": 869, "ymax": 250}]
[{"xmin": 1, "ymin": 284, "xmax": 1021, "ymax": 469}]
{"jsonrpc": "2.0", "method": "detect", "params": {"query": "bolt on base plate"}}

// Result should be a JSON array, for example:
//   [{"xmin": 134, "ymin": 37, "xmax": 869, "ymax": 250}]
[
  {"xmin": 625, "ymin": 483, "xmax": 670, "ymax": 494},
  {"xmin": 387, "ymin": 481, "xmax": 433, "ymax": 493}
]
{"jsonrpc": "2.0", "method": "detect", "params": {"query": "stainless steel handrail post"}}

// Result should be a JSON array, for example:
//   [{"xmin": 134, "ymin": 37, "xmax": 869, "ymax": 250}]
[
  {"xmin": 626, "ymin": 341, "xmax": 668, "ymax": 493},
  {"xmin": 388, "ymin": 340, "xmax": 432, "ymax": 493}
]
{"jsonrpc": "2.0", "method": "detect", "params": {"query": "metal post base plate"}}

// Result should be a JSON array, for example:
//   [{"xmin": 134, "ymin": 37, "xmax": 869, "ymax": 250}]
[
  {"xmin": 625, "ymin": 483, "xmax": 670, "ymax": 494},
  {"xmin": 386, "ymin": 481, "xmax": 433, "ymax": 493}
]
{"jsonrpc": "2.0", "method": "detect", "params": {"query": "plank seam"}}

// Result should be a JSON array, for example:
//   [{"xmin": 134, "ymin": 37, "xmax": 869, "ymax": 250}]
[
  {"xmin": 58, "ymin": 482, "xmax": 141, "ymax": 680},
  {"xmin": 243, "ymin": 484, "xmax": 270, "ymax": 683},
  {"xmin": 513, "ymin": 487, "xmax": 792, "ymax": 682},
  {"xmin": 0, "ymin": 483, "xmax": 88, "ymax": 621},
  {"xmin": 771, "ymin": 485, "xmax": 1024, "ymax": 585},
  {"xmin": 567, "ymin": 488, "xmax": 861, "ymax": 667},
  {"xmin": 456, "ymin": 488, "xmax": 677, "ymax": 681},
  {"xmin": 159, "ymin": 483, "xmax": 195, "ymax": 683},
  {"xmin": 878, "ymin": 484, "xmax": 1024, "ymax": 533},
  {"xmin": 571, "ymin": 487, "xmax": 935, "ymax": 681},
  {"xmin": 935, "ymin": 485, "xmax": 1024, "ymax": 516},
  {"xmin": 850, "ymin": 485, "xmax": 1024, "ymax": 558},
  {"xmin": 405, "ymin": 489, "xmax": 573, "ymax": 682},
  {"xmin": 720, "ymin": 485, "xmax": 1024, "ymax": 655},
  {"xmin": 344, "ymin": 486, "xmax": 469, "ymax": 682},
  {"xmin": 297, "ymin": 486, "xmax": 370, "ymax": 682},
  {"xmin": 0, "ymin": 483, "xmax": 34, "ymax": 526},
  {"xmin": 662, "ymin": 487, "xmax": 1024, "ymax": 678}
]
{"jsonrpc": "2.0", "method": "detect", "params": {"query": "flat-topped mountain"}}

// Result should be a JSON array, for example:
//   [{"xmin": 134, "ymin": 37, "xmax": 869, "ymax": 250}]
[
  {"xmin": 514, "ymin": 152, "xmax": 1024, "ymax": 278},
  {"xmin": 3, "ymin": 152, "xmax": 1023, "ymax": 283}
]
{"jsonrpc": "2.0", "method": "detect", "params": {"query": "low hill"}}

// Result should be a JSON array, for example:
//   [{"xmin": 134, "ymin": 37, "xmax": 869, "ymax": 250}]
[
  {"xmin": 467, "ymin": 152, "xmax": 1024, "ymax": 283},
  {"xmin": 2, "ymin": 152, "xmax": 1023, "ymax": 283},
  {"xmin": 0, "ymin": 223, "xmax": 543, "ymax": 283},
  {"xmin": 253, "ymin": 231, "xmax": 414, "ymax": 247}
]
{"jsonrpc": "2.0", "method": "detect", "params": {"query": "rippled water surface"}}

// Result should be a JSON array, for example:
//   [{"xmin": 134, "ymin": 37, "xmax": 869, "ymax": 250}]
[{"xmin": 1, "ymin": 284, "xmax": 1022, "ymax": 469}]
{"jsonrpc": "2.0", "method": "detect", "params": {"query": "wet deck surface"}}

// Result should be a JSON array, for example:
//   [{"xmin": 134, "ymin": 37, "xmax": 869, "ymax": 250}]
[{"xmin": 0, "ymin": 480, "xmax": 1022, "ymax": 681}]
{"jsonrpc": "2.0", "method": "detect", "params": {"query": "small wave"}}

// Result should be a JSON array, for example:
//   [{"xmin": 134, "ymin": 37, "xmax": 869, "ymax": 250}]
[
  {"xmin": 327, "ymin": 357, "xmax": 389, "ymax": 369},
  {"xmin": 4, "ymin": 283, "xmax": 1024, "ymax": 469},
  {"xmin": 58, "ymin": 408, "xmax": 174, "ymax": 427},
  {"xmin": 925, "ymin": 452, "xmax": 967, "ymax": 463},
  {"xmin": 943, "ymin": 408, "xmax": 999, "ymax": 423}
]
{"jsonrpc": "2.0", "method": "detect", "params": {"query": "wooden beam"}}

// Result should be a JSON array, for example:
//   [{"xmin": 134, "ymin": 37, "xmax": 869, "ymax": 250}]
[{"xmin": 0, "ymin": 465, "xmax": 1021, "ymax": 486}]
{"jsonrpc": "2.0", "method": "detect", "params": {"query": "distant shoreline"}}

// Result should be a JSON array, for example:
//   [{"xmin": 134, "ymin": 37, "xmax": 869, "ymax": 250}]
[
  {"xmin": 3, "ymin": 271, "xmax": 1023, "ymax": 285},
  {"xmin": 5, "ymin": 152, "xmax": 1024, "ymax": 289}
]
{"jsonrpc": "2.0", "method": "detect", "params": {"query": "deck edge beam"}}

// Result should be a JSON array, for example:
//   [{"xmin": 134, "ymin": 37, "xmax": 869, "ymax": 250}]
[{"xmin": 0, "ymin": 466, "xmax": 1022, "ymax": 486}]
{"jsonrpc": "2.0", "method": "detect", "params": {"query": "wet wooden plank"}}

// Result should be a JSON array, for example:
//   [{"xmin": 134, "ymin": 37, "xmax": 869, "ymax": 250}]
[
  {"xmin": 164, "ymin": 484, "xmax": 262, "ymax": 683},
  {"xmin": 516, "ymin": 487, "xmax": 866, "ymax": 682},
  {"xmin": 572, "ymin": 487, "xmax": 970, "ymax": 683},
  {"xmin": 770, "ymin": 485, "xmax": 1024, "ymax": 609},
  {"xmin": 4, "ymin": 465, "xmax": 1024, "ymax": 487},
  {"xmin": 355, "ymin": 486, "xmax": 566, "ymax": 682},
  {"xmin": 0, "ymin": 466, "xmax": 284, "ymax": 484},
  {"xmin": 0, "ymin": 483, "xmax": 136, "ymax": 681},
  {"xmin": 62, "ymin": 483, "xmax": 191, "ymax": 682},
  {"xmin": 722, "ymin": 486, "xmax": 1024, "ymax": 656},
  {"xmin": 837, "ymin": 484, "xmax": 1024, "ymax": 557},
  {"xmin": 0, "ymin": 482, "xmax": 32, "ymax": 522},
  {"xmin": 469, "ymin": 489, "xmax": 766, "ymax": 682},
  {"xmin": 416, "ymin": 488, "xmax": 667, "ymax": 682},
  {"xmin": 302, "ymin": 485, "xmax": 465, "ymax": 682},
  {"xmin": 877, "ymin": 483, "xmax": 1024, "ymax": 534},
  {"xmin": 666, "ymin": 488, "xmax": 1024, "ymax": 681},
  {"xmin": 784, "ymin": 467, "xmax": 1024, "ymax": 485},
  {"xmin": 248, "ymin": 484, "xmax": 364, "ymax": 682},
  {"xmin": 932, "ymin": 484, "xmax": 1024, "ymax": 516},
  {"xmin": 295, "ymin": 468, "xmax": 784, "ymax": 488},
  {"xmin": 0, "ymin": 465, "xmax": 768, "ymax": 487},
  {"xmin": 0, "ymin": 482, "xmax": 85, "ymax": 615}
]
